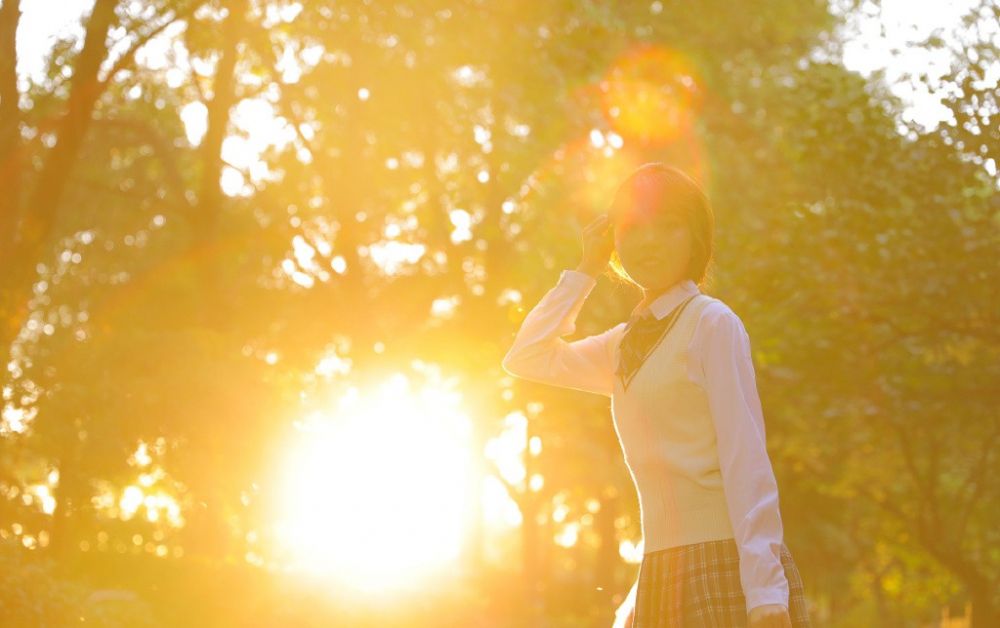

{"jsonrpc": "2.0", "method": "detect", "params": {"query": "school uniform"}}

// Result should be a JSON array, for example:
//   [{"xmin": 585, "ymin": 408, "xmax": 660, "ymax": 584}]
[{"xmin": 501, "ymin": 269, "xmax": 812, "ymax": 627}]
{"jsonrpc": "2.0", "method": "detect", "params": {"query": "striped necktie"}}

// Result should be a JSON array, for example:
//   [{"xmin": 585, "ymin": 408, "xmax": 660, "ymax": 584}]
[{"xmin": 615, "ymin": 294, "xmax": 697, "ymax": 392}]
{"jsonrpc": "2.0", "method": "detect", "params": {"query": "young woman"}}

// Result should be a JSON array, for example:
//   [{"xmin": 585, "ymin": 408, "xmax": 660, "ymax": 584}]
[{"xmin": 501, "ymin": 163, "xmax": 811, "ymax": 627}]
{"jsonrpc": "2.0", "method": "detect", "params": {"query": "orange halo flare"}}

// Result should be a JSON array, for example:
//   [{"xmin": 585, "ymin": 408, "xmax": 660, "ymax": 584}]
[{"xmin": 601, "ymin": 44, "xmax": 706, "ymax": 146}]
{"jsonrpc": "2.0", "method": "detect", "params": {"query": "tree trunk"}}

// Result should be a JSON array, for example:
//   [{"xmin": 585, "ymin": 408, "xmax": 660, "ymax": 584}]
[
  {"xmin": 519, "ymin": 488, "xmax": 541, "ymax": 627},
  {"xmin": 969, "ymin": 576, "xmax": 998, "ymax": 628},
  {"xmin": 0, "ymin": 0, "xmax": 118, "ymax": 371},
  {"xmin": 520, "ymin": 414, "xmax": 546, "ymax": 627},
  {"xmin": 48, "ymin": 445, "xmax": 88, "ymax": 560},
  {"xmin": 0, "ymin": 0, "xmax": 22, "ymax": 254},
  {"xmin": 595, "ymin": 492, "xmax": 621, "ymax": 605},
  {"xmin": 188, "ymin": 0, "xmax": 244, "ymax": 331}
]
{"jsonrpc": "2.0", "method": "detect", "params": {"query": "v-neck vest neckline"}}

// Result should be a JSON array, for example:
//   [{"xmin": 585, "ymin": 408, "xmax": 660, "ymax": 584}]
[
  {"xmin": 610, "ymin": 293, "xmax": 736, "ymax": 552},
  {"xmin": 615, "ymin": 294, "xmax": 699, "ymax": 392}
]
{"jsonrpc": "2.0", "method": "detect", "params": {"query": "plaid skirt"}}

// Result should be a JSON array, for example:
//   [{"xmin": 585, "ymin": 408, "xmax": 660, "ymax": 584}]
[{"xmin": 632, "ymin": 538, "xmax": 812, "ymax": 628}]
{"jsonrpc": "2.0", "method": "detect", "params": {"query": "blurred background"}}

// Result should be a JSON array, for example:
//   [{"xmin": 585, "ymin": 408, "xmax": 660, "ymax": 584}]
[{"xmin": 0, "ymin": 0, "xmax": 997, "ymax": 626}]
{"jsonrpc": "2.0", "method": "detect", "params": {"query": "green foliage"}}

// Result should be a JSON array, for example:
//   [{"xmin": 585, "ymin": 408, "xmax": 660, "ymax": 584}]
[
  {"xmin": 0, "ymin": 0, "xmax": 996, "ymax": 625},
  {"xmin": 0, "ymin": 539, "xmax": 155, "ymax": 627}
]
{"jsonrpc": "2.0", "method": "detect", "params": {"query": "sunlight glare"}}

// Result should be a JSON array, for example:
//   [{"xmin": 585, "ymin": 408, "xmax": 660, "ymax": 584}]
[{"xmin": 273, "ymin": 373, "xmax": 475, "ymax": 593}]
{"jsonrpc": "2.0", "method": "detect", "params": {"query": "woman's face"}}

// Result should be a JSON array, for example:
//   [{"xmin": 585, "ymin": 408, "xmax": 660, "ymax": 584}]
[{"xmin": 613, "ymin": 205, "xmax": 693, "ymax": 293}]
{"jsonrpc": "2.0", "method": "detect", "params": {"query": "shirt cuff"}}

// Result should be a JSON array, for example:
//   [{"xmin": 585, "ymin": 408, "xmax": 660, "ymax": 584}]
[
  {"xmin": 745, "ymin": 589, "xmax": 789, "ymax": 615},
  {"xmin": 559, "ymin": 268, "xmax": 598, "ymax": 291}
]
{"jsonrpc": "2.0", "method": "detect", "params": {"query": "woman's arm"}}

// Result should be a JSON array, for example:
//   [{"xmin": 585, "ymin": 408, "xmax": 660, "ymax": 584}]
[
  {"xmin": 502, "ymin": 269, "xmax": 624, "ymax": 397},
  {"xmin": 690, "ymin": 303, "xmax": 790, "ymax": 615}
]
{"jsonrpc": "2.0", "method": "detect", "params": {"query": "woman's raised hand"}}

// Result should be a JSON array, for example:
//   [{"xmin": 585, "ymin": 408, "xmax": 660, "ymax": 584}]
[{"xmin": 576, "ymin": 212, "xmax": 615, "ymax": 278}]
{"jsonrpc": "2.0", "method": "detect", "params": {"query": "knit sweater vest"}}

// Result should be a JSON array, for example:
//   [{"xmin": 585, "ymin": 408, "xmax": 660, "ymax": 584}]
[{"xmin": 611, "ymin": 293, "xmax": 736, "ymax": 553}]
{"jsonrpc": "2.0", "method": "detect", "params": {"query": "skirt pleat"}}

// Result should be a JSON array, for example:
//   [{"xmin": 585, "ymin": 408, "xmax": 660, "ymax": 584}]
[{"xmin": 632, "ymin": 538, "xmax": 812, "ymax": 627}]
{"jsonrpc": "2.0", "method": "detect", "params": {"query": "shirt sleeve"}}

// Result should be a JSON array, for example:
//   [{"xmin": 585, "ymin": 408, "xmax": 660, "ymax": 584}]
[
  {"xmin": 613, "ymin": 577, "xmax": 639, "ymax": 627},
  {"xmin": 501, "ymin": 269, "xmax": 624, "ymax": 398},
  {"xmin": 688, "ymin": 303, "xmax": 789, "ymax": 615}
]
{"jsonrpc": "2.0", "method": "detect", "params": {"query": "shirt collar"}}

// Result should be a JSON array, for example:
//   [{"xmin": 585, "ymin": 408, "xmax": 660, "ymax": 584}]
[{"xmin": 630, "ymin": 279, "xmax": 701, "ymax": 320}]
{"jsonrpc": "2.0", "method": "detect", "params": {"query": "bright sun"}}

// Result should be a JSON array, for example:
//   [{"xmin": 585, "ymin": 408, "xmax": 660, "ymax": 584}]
[{"xmin": 271, "ymin": 371, "xmax": 476, "ymax": 594}]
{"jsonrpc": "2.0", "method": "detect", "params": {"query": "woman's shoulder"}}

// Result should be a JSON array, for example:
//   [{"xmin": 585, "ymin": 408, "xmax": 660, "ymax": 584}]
[
  {"xmin": 691, "ymin": 294, "xmax": 749, "ymax": 336},
  {"xmin": 683, "ymin": 295, "xmax": 753, "ymax": 384}
]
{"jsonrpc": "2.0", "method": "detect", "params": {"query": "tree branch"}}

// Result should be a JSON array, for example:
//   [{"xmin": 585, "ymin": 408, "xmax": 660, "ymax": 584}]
[{"xmin": 97, "ymin": 0, "xmax": 206, "ymax": 87}]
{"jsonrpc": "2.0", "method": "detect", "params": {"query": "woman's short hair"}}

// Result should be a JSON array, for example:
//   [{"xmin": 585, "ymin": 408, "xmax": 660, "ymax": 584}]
[{"xmin": 606, "ymin": 162, "xmax": 715, "ymax": 290}]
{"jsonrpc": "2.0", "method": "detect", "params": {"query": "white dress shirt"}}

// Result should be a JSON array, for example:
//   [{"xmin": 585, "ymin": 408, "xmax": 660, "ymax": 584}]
[{"xmin": 502, "ymin": 268, "xmax": 789, "ymax": 615}]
